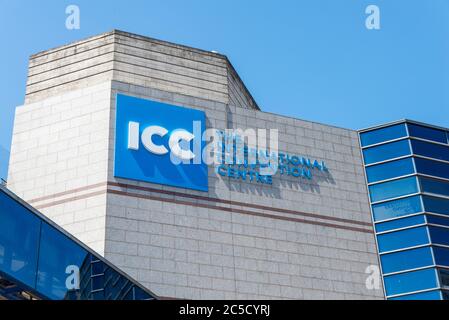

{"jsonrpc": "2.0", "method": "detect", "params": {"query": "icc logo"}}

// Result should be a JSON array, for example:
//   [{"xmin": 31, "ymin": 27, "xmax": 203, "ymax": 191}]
[
  {"xmin": 114, "ymin": 94, "xmax": 208, "ymax": 191},
  {"xmin": 127, "ymin": 122, "xmax": 197, "ymax": 161}
]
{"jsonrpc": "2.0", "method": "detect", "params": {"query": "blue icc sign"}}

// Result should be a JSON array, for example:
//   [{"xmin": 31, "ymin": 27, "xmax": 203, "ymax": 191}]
[{"xmin": 114, "ymin": 94, "xmax": 208, "ymax": 191}]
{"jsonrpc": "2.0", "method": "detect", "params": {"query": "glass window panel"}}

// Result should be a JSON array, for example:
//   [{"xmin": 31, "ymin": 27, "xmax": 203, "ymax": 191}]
[
  {"xmin": 381, "ymin": 246, "xmax": 434, "ymax": 274},
  {"xmin": 384, "ymin": 268, "xmax": 438, "ymax": 296},
  {"xmin": 420, "ymin": 177, "xmax": 449, "ymax": 197},
  {"xmin": 423, "ymin": 196, "xmax": 449, "ymax": 216},
  {"xmin": 124, "ymin": 288, "xmax": 135, "ymax": 300},
  {"xmin": 92, "ymin": 290, "xmax": 105, "ymax": 300},
  {"xmin": 429, "ymin": 226, "xmax": 449, "ymax": 246},
  {"xmin": 366, "ymin": 157, "xmax": 415, "ymax": 183},
  {"xmin": 375, "ymin": 215, "xmax": 425, "ymax": 233},
  {"xmin": 377, "ymin": 226, "xmax": 429, "ymax": 253},
  {"xmin": 439, "ymin": 269, "xmax": 449, "ymax": 288},
  {"xmin": 360, "ymin": 123, "xmax": 407, "ymax": 147},
  {"xmin": 0, "ymin": 190, "xmax": 41, "ymax": 287},
  {"xmin": 408, "ymin": 123, "xmax": 447, "ymax": 144},
  {"xmin": 36, "ymin": 223, "xmax": 89, "ymax": 300},
  {"xmin": 433, "ymin": 247, "xmax": 449, "ymax": 267},
  {"xmin": 369, "ymin": 176, "xmax": 418, "ymax": 203},
  {"xmin": 92, "ymin": 261, "xmax": 104, "ymax": 275},
  {"xmin": 134, "ymin": 286, "xmax": 152, "ymax": 300},
  {"xmin": 0, "ymin": 191, "xmax": 153, "ymax": 301},
  {"xmin": 91, "ymin": 275, "xmax": 104, "ymax": 291},
  {"xmin": 426, "ymin": 214, "xmax": 449, "ymax": 227},
  {"xmin": 411, "ymin": 140, "xmax": 449, "ymax": 162},
  {"xmin": 415, "ymin": 158, "xmax": 449, "ymax": 180},
  {"xmin": 372, "ymin": 195, "xmax": 423, "ymax": 221},
  {"xmin": 363, "ymin": 140, "xmax": 411, "ymax": 165},
  {"xmin": 443, "ymin": 290, "xmax": 449, "ymax": 300},
  {"xmin": 388, "ymin": 289, "xmax": 442, "ymax": 300},
  {"xmin": 0, "ymin": 190, "xmax": 41, "ymax": 289}
]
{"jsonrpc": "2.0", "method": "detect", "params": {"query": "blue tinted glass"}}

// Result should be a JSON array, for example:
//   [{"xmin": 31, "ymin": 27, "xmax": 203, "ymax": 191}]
[
  {"xmin": 92, "ymin": 290, "xmax": 104, "ymax": 300},
  {"xmin": 443, "ymin": 290, "xmax": 449, "ymax": 300},
  {"xmin": 408, "ymin": 123, "xmax": 447, "ymax": 144},
  {"xmin": 423, "ymin": 196, "xmax": 449, "ymax": 215},
  {"xmin": 433, "ymin": 247, "xmax": 449, "ymax": 267},
  {"xmin": 0, "ymin": 191, "xmax": 41, "ymax": 289},
  {"xmin": 369, "ymin": 176, "xmax": 418, "ymax": 203},
  {"xmin": 375, "ymin": 214, "xmax": 425, "ymax": 233},
  {"xmin": 440, "ymin": 269, "xmax": 449, "ymax": 288},
  {"xmin": 429, "ymin": 226, "xmax": 449, "ymax": 246},
  {"xmin": 377, "ymin": 226, "xmax": 429, "ymax": 253},
  {"xmin": 411, "ymin": 140, "xmax": 449, "ymax": 162},
  {"xmin": 360, "ymin": 123, "xmax": 407, "ymax": 147},
  {"xmin": 91, "ymin": 275, "xmax": 104, "ymax": 290},
  {"xmin": 36, "ymin": 223, "xmax": 88, "ymax": 300},
  {"xmin": 372, "ymin": 195, "xmax": 423, "ymax": 221},
  {"xmin": 427, "ymin": 214, "xmax": 449, "ymax": 227},
  {"xmin": 381, "ymin": 246, "xmax": 434, "ymax": 274},
  {"xmin": 384, "ymin": 268, "xmax": 438, "ymax": 296},
  {"xmin": 388, "ymin": 289, "xmax": 442, "ymax": 300},
  {"xmin": 92, "ymin": 261, "xmax": 104, "ymax": 275},
  {"xmin": 415, "ymin": 158, "xmax": 449, "ymax": 180},
  {"xmin": 363, "ymin": 140, "xmax": 411, "ymax": 165},
  {"xmin": 366, "ymin": 157, "xmax": 415, "ymax": 183},
  {"xmin": 420, "ymin": 177, "xmax": 449, "ymax": 197},
  {"xmin": 134, "ymin": 286, "xmax": 152, "ymax": 300}
]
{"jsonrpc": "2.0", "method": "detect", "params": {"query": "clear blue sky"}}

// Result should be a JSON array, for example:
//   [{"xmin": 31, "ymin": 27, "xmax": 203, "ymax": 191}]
[{"xmin": 1, "ymin": 0, "xmax": 448, "ymax": 180}]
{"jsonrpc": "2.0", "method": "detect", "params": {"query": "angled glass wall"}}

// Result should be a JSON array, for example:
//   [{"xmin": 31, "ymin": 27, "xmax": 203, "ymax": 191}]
[
  {"xmin": 359, "ymin": 120, "xmax": 449, "ymax": 300},
  {"xmin": 0, "ymin": 186, "xmax": 157, "ymax": 300}
]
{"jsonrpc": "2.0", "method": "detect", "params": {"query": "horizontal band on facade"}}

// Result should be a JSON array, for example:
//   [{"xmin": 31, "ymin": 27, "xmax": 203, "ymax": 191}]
[
  {"xmin": 107, "ymin": 181, "xmax": 372, "ymax": 227},
  {"xmin": 30, "ymin": 181, "xmax": 373, "ymax": 233},
  {"xmin": 33, "ymin": 189, "xmax": 107, "ymax": 210},
  {"xmin": 28, "ymin": 182, "xmax": 108, "ymax": 204},
  {"xmin": 106, "ymin": 188, "xmax": 373, "ymax": 233},
  {"xmin": 29, "ymin": 180, "xmax": 372, "ymax": 227}
]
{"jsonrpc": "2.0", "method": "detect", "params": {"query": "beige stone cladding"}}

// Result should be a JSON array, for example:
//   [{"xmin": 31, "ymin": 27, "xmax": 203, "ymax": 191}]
[{"xmin": 7, "ymin": 30, "xmax": 383, "ymax": 299}]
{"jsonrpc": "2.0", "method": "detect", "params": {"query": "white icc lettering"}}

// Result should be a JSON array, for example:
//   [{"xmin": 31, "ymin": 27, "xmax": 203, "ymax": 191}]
[
  {"xmin": 127, "ymin": 121, "xmax": 196, "ymax": 160},
  {"xmin": 127, "ymin": 121, "xmax": 140, "ymax": 150},
  {"xmin": 141, "ymin": 125, "xmax": 169, "ymax": 155},
  {"xmin": 169, "ymin": 130, "xmax": 195, "ymax": 160}
]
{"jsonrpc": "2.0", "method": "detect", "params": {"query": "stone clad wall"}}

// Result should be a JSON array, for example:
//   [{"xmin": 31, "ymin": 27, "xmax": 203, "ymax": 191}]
[
  {"xmin": 8, "ymin": 82, "xmax": 112, "ymax": 255},
  {"xmin": 104, "ymin": 84, "xmax": 382, "ymax": 299},
  {"xmin": 8, "ymin": 30, "xmax": 384, "ymax": 299}
]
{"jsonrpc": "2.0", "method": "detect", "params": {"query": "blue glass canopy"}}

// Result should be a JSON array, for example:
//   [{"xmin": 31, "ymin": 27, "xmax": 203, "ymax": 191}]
[{"xmin": 0, "ymin": 186, "xmax": 157, "ymax": 300}]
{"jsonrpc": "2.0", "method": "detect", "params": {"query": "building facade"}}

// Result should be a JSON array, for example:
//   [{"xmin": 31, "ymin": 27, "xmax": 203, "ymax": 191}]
[
  {"xmin": 2, "ymin": 30, "xmax": 447, "ymax": 300},
  {"xmin": 360, "ymin": 120, "xmax": 449, "ymax": 300}
]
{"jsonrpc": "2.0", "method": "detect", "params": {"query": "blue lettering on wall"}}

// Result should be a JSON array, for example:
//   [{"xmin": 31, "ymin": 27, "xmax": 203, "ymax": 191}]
[{"xmin": 214, "ymin": 130, "xmax": 328, "ymax": 185}]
